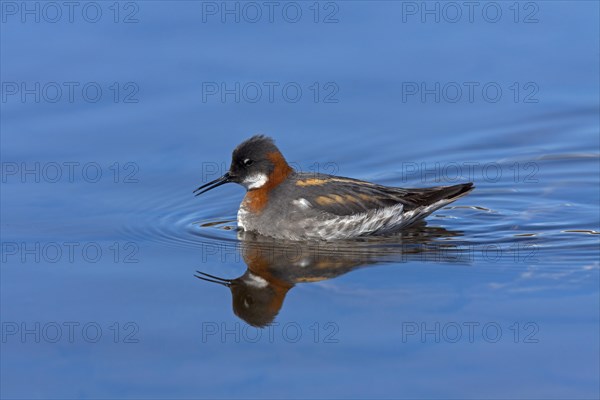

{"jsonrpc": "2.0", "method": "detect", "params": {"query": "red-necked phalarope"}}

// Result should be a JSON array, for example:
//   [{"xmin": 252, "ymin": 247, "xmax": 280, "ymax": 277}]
[{"xmin": 194, "ymin": 135, "xmax": 474, "ymax": 240}]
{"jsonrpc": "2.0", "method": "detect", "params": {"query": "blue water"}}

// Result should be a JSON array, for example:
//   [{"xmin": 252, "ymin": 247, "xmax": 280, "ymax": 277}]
[{"xmin": 1, "ymin": 1, "xmax": 599, "ymax": 398}]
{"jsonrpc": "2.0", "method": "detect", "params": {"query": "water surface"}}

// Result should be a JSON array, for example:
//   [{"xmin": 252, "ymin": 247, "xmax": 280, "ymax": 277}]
[{"xmin": 1, "ymin": 1, "xmax": 599, "ymax": 398}]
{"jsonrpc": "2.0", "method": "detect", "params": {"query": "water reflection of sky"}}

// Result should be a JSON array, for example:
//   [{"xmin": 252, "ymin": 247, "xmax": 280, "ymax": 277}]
[{"xmin": 1, "ymin": 1, "xmax": 599, "ymax": 398}]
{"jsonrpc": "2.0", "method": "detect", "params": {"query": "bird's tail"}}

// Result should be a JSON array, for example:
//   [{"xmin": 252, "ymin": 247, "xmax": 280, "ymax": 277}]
[
  {"xmin": 416, "ymin": 182, "xmax": 474, "ymax": 206},
  {"xmin": 374, "ymin": 182, "xmax": 474, "ymax": 234},
  {"xmin": 400, "ymin": 182, "xmax": 474, "ymax": 220}
]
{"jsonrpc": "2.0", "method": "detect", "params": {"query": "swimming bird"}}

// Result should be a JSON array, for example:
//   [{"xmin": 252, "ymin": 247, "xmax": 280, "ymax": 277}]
[{"xmin": 194, "ymin": 135, "xmax": 473, "ymax": 240}]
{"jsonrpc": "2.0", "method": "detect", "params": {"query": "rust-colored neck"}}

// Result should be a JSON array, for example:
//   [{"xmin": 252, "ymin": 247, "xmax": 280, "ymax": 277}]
[{"xmin": 243, "ymin": 151, "xmax": 293, "ymax": 213}]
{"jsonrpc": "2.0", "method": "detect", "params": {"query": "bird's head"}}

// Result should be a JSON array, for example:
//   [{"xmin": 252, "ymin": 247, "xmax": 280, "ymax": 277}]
[{"xmin": 194, "ymin": 135, "xmax": 292, "ymax": 195}]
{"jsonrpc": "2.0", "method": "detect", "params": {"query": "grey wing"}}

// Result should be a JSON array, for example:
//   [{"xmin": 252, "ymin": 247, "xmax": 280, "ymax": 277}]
[
  {"xmin": 284, "ymin": 173, "xmax": 474, "ymax": 217},
  {"xmin": 282, "ymin": 174, "xmax": 408, "ymax": 216}
]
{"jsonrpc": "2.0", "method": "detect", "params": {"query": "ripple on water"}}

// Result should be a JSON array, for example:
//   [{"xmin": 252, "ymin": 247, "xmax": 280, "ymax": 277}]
[
  {"xmin": 119, "ymin": 109, "xmax": 599, "ymax": 272},
  {"xmin": 118, "ymin": 187, "xmax": 597, "ymax": 272}
]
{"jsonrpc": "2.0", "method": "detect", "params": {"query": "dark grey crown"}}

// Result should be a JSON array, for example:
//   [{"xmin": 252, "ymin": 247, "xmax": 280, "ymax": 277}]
[
  {"xmin": 228, "ymin": 135, "xmax": 286, "ymax": 184},
  {"xmin": 232, "ymin": 135, "xmax": 279, "ymax": 161}
]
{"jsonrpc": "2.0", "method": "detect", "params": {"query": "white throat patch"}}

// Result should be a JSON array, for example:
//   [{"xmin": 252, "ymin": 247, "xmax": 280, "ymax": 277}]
[
  {"xmin": 244, "ymin": 173, "xmax": 268, "ymax": 189},
  {"xmin": 245, "ymin": 273, "xmax": 268, "ymax": 288}
]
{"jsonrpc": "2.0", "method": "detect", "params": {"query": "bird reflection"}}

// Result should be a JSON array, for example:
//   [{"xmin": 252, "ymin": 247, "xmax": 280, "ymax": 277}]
[{"xmin": 195, "ymin": 223, "xmax": 467, "ymax": 327}]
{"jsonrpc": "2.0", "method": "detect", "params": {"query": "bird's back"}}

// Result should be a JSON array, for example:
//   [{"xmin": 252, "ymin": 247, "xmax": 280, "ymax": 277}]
[{"xmin": 243, "ymin": 172, "xmax": 473, "ymax": 240}]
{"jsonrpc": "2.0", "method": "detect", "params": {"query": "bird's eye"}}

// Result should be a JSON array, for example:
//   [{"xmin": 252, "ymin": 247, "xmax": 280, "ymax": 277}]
[{"xmin": 243, "ymin": 159, "xmax": 253, "ymax": 167}]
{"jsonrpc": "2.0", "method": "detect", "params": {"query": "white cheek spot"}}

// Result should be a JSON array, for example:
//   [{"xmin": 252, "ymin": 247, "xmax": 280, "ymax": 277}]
[
  {"xmin": 292, "ymin": 198, "xmax": 312, "ymax": 209},
  {"xmin": 245, "ymin": 173, "xmax": 268, "ymax": 189},
  {"xmin": 246, "ymin": 274, "xmax": 268, "ymax": 288}
]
